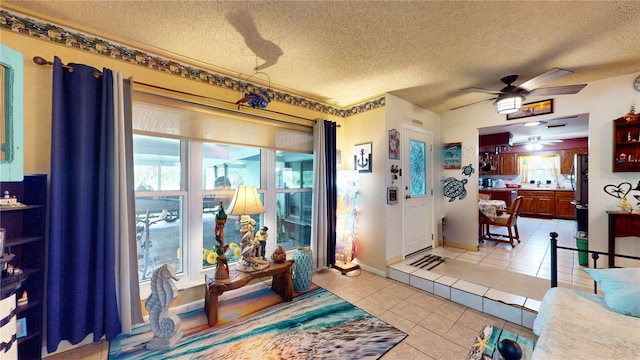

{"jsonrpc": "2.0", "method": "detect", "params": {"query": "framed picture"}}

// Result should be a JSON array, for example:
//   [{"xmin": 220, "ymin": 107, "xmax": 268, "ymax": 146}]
[
  {"xmin": 354, "ymin": 142, "xmax": 372, "ymax": 173},
  {"xmin": 388, "ymin": 129, "xmax": 400, "ymax": 159},
  {"xmin": 506, "ymin": 98, "xmax": 554, "ymax": 120},
  {"xmin": 443, "ymin": 142, "xmax": 462, "ymax": 169},
  {"xmin": 16, "ymin": 317, "xmax": 27, "ymax": 338}
]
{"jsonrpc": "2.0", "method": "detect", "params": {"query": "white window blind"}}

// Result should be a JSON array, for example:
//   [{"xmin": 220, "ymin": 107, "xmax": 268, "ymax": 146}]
[{"xmin": 132, "ymin": 91, "xmax": 313, "ymax": 152}]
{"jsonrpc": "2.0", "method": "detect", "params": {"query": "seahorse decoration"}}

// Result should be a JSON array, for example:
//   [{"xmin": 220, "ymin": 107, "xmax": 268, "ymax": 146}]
[{"xmin": 145, "ymin": 263, "xmax": 183, "ymax": 349}]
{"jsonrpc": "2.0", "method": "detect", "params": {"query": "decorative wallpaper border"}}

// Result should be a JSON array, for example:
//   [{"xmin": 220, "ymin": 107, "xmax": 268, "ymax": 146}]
[{"xmin": 0, "ymin": 8, "xmax": 385, "ymax": 118}]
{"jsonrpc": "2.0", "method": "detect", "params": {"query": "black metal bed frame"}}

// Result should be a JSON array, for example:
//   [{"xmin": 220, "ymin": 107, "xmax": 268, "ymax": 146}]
[{"xmin": 549, "ymin": 231, "xmax": 640, "ymax": 294}]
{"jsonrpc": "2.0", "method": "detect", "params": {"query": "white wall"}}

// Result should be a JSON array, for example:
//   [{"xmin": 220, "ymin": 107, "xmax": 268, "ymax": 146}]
[
  {"xmin": 441, "ymin": 72, "xmax": 640, "ymax": 264},
  {"xmin": 384, "ymin": 94, "xmax": 441, "ymax": 263}
]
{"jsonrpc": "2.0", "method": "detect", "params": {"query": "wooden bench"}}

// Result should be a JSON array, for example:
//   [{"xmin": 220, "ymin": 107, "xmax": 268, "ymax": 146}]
[{"xmin": 204, "ymin": 259, "xmax": 294, "ymax": 326}]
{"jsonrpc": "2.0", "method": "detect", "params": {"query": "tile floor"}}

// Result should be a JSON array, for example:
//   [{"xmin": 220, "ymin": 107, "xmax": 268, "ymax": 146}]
[
  {"xmin": 436, "ymin": 217, "xmax": 594, "ymax": 290},
  {"xmin": 44, "ymin": 217, "xmax": 577, "ymax": 360},
  {"xmin": 44, "ymin": 267, "xmax": 536, "ymax": 360}
]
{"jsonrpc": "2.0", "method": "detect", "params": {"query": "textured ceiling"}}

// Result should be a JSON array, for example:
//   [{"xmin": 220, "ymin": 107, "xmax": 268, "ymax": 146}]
[{"xmin": 5, "ymin": 1, "xmax": 640, "ymax": 115}]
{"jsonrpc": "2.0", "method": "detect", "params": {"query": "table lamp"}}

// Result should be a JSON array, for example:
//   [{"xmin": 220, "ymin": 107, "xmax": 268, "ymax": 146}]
[{"xmin": 228, "ymin": 186, "xmax": 269, "ymax": 272}]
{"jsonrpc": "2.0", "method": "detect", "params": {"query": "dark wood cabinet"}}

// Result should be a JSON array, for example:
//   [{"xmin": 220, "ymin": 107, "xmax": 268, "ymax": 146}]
[
  {"xmin": 1, "ymin": 174, "xmax": 46, "ymax": 359},
  {"xmin": 560, "ymin": 148, "xmax": 588, "ymax": 175},
  {"xmin": 612, "ymin": 117, "xmax": 640, "ymax": 172},
  {"xmin": 498, "ymin": 153, "xmax": 518, "ymax": 175},
  {"xmin": 519, "ymin": 190, "xmax": 555, "ymax": 217},
  {"xmin": 606, "ymin": 211, "xmax": 640, "ymax": 267},
  {"xmin": 554, "ymin": 191, "xmax": 575, "ymax": 219}
]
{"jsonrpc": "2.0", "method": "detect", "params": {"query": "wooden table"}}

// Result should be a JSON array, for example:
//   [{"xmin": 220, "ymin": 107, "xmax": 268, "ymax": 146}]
[
  {"xmin": 479, "ymin": 199, "xmax": 507, "ymax": 220},
  {"xmin": 606, "ymin": 211, "xmax": 640, "ymax": 267},
  {"xmin": 478, "ymin": 200, "xmax": 507, "ymax": 242},
  {"xmin": 204, "ymin": 259, "xmax": 294, "ymax": 326}
]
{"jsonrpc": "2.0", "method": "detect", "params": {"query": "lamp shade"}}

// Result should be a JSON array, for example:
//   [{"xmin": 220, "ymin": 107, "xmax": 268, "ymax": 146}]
[
  {"xmin": 227, "ymin": 186, "xmax": 265, "ymax": 216},
  {"xmin": 494, "ymin": 94, "xmax": 523, "ymax": 114}
]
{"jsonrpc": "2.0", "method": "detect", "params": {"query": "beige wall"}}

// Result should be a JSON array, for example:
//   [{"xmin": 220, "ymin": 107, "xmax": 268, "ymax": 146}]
[
  {"xmin": 0, "ymin": 30, "xmax": 334, "ymax": 176},
  {"xmin": 337, "ymin": 107, "xmax": 388, "ymax": 275}
]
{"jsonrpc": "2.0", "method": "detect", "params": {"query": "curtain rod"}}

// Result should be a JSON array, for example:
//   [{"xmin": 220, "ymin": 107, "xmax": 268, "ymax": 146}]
[{"xmin": 32, "ymin": 56, "xmax": 331, "ymax": 128}]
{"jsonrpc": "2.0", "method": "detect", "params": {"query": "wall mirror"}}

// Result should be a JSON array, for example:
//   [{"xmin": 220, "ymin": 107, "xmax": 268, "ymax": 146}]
[{"xmin": 0, "ymin": 44, "xmax": 24, "ymax": 181}]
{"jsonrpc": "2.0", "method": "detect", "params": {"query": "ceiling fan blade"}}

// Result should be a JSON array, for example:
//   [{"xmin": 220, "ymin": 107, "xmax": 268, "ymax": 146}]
[
  {"xmin": 460, "ymin": 87, "xmax": 503, "ymax": 95},
  {"xmin": 449, "ymin": 97, "xmax": 496, "ymax": 111},
  {"xmin": 519, "ymin": 68, "xmax": 574, "ymax": 91},
  {"xmin": 525, "ymin": 84, "xmax": 587, "ymax": 97}
]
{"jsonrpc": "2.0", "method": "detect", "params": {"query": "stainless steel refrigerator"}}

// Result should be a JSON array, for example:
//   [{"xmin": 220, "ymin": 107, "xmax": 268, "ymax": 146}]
[{"xmin": 572, "ymin": 154, "xmax": 588, "ymax": 232}]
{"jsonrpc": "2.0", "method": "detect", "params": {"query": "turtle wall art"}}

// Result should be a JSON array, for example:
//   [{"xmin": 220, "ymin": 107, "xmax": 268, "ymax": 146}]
[{"xmin": 442, "ymin": 176, "xmax": 468, "ymax": 202}]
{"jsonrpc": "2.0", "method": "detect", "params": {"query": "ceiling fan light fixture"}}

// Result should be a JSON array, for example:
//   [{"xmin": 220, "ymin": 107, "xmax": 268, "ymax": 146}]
[{"xmin": 494, "ymin": 94, "xmax": 524, "ymax": 114}]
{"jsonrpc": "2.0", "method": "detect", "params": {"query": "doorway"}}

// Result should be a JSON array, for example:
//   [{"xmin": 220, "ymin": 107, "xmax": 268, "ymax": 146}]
[{"xmin": 402, "ymin": 127, "xmax": 433, "ymax": 256}]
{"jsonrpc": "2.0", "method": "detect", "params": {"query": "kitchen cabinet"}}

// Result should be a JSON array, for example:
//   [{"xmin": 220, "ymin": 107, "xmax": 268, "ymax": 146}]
[
  {"xmin": 612, "ymin": 117, "xmax": 640, "ymax": 172},
  {"xmin": 1, "ymin": 174, "xmax": 46, "ymax": 360},
  {"xmin": 519, "ymin": 190, "xmax": 555, "ymax": 217},
  {"xmin": 560, "ymin": 148, "xmax": 588, "ymax": 174},
  {"xmin": 554, "ymin": 191, "xmax": 575, "ymax": 219},
  {"xmin": 480, "ymin": 153, "xmax": 517, "ymax": 175},
  {"xmin": 499, "ymin": 153, "xmax": 518, "ymax": 175}
]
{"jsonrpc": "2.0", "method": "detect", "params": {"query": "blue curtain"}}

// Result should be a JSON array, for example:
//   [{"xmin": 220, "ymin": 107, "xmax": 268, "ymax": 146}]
[
  {"xmin": 323, "ymin": 121, "xmax": 337, "ymax": 266},
  {"xmin": 47, "ymin": 57, "xmax": 121, "ymax": 352}
]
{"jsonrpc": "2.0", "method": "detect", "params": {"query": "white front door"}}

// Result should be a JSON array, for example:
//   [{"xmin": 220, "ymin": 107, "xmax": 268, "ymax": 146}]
[{"xmin": 402, "ymin": 128, "xmax": 433, "ymax": 256}]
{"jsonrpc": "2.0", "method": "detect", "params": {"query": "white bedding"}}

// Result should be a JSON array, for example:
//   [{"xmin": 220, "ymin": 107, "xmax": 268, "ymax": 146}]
[{"xmin": 532, "ymin": 287, "xmax": 640, "ymax": 359}]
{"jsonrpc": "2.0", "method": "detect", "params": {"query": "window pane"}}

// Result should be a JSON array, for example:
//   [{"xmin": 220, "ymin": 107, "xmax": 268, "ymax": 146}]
[
  {"xmin": 410, "ymin": 140, "xmax": 426, "ymax": 195},
  {"xmin": 133, "ymin": 134, "xmax": 182, "ymax": 191},
  {"xmin": 276, "ymin": 191, "xmax": 312, "ymax": 250},
  {"xmin": 135, "ymin": 196, "xmax": 183, "ymax": 281},
  {"xmin": 202, "ymin": 194, "xmax": 265, "ymax": 269},
  {"xmin": 202, "ymin": 143, "xmax": 260, "ymax": 190},
  {"xmin": 276, "ymin": 151, "xmax": 314, "ymax": 189}
]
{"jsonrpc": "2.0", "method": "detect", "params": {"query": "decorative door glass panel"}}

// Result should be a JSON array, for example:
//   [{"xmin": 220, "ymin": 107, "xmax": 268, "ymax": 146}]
[{"xmin": 410, "ymin": 140, "xmax": 426, "ymax": 196}]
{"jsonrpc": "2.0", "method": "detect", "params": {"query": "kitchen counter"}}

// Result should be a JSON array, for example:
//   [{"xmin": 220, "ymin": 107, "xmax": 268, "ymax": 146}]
[{"xmin": 480, "ymin": 187, "xmax": 574, "ymax": 191}]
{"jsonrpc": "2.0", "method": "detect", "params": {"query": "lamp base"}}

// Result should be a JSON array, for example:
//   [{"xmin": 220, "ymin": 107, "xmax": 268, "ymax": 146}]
[
  {"xmin": 237, "ymin": 261, "xmax": 270, "ymax": 272},
  {"xmin": 332, "ymin": 262, "xmax": 360, "ymax": 275}
]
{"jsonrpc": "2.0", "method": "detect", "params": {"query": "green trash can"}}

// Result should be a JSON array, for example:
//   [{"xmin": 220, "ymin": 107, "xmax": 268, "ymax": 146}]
[{"xmin": 575, "ymin": 232, "xmax": 589, "ymax": 266}]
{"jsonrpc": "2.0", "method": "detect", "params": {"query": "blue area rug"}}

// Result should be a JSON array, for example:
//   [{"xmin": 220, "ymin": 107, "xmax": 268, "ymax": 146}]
[{"xmin": 109, "ymin": 287, "xmax": 406, "ymax": 359}]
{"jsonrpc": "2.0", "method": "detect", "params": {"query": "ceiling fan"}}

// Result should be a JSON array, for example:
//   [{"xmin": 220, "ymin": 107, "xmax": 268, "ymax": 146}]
[
  {"xmin": 455, "ymin": 68, "xmax": 587, "ymax": 113},
  {"xmin": 515, "ymin": 136, "xmax": 563, "ymax": 150}
]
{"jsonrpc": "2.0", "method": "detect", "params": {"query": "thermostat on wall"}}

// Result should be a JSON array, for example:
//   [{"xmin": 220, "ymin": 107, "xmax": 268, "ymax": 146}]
[{"xmin": 387, "ymin": 186, "xmax": 398, "ymax": 204}]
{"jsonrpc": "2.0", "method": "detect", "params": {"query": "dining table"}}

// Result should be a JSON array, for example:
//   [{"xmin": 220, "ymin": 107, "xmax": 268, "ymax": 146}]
[
  {"xmin": 478, "ymin": 199, "xmax": 507, "ymax": 239},
  {"xmin": 478, "ymin": 199, "xmax": 507, "ymax": 220}
]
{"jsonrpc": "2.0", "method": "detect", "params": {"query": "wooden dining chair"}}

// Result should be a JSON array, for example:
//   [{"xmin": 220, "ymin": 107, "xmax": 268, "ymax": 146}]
[
  {"xmin": 479, "ymin": 195, "xmax": 523, "ymax": 247},
  {"xmin": 478, "ymin": 193, "xmax": 491, "ymax": 200}
]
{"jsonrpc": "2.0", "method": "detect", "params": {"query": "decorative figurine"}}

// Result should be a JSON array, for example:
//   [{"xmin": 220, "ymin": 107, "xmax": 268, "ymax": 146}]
[
  {"xmin": 237, "ymin": 215, "xmax": 269, "ymax": 272},
  {"xmin": 236, "ymin": 89, "xmax": 270, "ymax": 109},
  {"xmin": 271, "ymin": 245, "xmax": 287, "ymax": 263},
  {"xmin": 619, "ymin": 197, "xmax": 633, "ymax": 213},
  {"xmin": 145, "ymin": 264, "xmax": 183, "ymax": 349},
  {"xmin": 214, "ymin": 204, "xmax": 230, "ymax": 279},
  {"xmin": 255, "ymin": 226, "xmax": 269, "ymax": 260}
]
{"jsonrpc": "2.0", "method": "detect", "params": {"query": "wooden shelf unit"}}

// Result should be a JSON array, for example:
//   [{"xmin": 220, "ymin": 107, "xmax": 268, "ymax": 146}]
[
  {"xmin": 1, "ymin": 174, "xmax": 47, "ymax": 360},
  {"xmin": 612, "ymin": 117, "xmax": 640, "ymax": 172}
]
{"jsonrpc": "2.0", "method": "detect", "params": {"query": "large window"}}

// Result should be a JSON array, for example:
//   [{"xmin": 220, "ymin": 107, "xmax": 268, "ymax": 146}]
[
  {"xmin": 134, "ymin": 135, "xmax": 185, "ymax": 281},
  {"xmin": 201, "ymin": 144, "xmax": 261, "ymax": 270},
  {"xmin": 132, "ymin": 94, "xmax": 314, "ymax": 293},
  {"xmin": 275, "ymin": 151, "xmax": 314, "ymax": 250},
  {"xmin": 518, "ymin": 154, "xmax": 561, "ymax": 185}
]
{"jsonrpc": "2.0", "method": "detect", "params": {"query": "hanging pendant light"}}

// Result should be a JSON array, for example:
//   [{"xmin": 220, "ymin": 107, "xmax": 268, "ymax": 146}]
[{"xmin": 494, "ymin": 93, "xmax": 524, "ymax": 114}]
